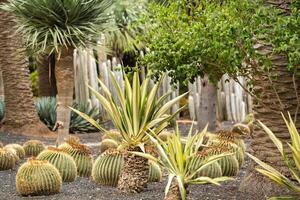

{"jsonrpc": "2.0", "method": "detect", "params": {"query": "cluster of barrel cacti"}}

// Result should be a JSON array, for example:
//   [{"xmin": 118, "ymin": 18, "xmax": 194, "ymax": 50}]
[
  {"xmin": 59, "ymin": 138, "xmax": 93, "ymax": 177},
  {"xmin": 23, "ymin": 140, "xmax": 45, "ymax": 157}
]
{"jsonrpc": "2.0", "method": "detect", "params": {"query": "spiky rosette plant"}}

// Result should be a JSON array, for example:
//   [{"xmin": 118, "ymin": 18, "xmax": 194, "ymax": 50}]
[
  {"xmin": 92, "ymin": 149, "xmax": 123, "ymax": 186},
  {"xmin": 2, "ymin": 0, "xmax": 114, "ymax": 144},
  {"xmin": 59, "ymin": 140, "xmax": 93, "ymax": 177},
  {"xmin": 204, "ymin": 146, "xmax": 239, "ymax": 177},
  {"xmin": 23, "ymin": 140, "xmax": 45, "ymax": 157},
  {"xmin": 71, "ymin": 72, "xmax": 186, "ymax": 193},
  {"xmin": 37, "ymin": 147, "xmax": 77, "ymax": 182},
  {"xmin": 99, "ymin": 139, "xmax": 119, "ymax": 153},
  {"xmin": 5, "ymin": 144, "xmax": 25, "ymax": 159},
  {"xmin": 189, "ymin": 150, "xmax": 223, "ymax": 179},
  {"xmin": 132, "ymin": 124, "xmax": 233, "ymax": 200},
  {"xmin": 0, "ymin": 148, "xmax": 16, "ymax": 170},
  {"xmin": 16, "ymin": 158, "xmax": 62, "ymax": 196}
]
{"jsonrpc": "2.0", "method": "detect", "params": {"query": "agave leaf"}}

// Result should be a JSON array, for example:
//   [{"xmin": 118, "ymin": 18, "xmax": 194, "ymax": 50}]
[
  {"xmin": 258, "ymin": 120, "xmax": 284, "ymax": 156},
  {"xmin": 287, "ymin": 143, "xmax": 300, "ymax": 173},
  {"xmin": 176, "ymin": 176, "xmax": 187, "ymax": 200},
  {"xmin": 165, "ymin": 174, "xmax": 175, "ymax": 197}
]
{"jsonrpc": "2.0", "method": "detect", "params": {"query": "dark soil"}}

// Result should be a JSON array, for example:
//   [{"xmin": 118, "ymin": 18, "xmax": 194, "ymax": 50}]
[{"xmin": 0, "ymin": 123, "xmax": 258, "ymax": 200}]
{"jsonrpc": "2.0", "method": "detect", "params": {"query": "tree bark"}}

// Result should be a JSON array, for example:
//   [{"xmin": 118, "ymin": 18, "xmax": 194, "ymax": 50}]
[
  {"xmin": 239, "ymin": 1, "xmax": 297, "ymax": 197},
  {"xmin": 55, "ymin": 48, "xmax": 74, "ymax": 145},
  {"xmin": 0, "ymin": 5, "xmax": 52, "ymax": 136},
  {"xmin": 37, "ymin": 53, "xmax": 57, "ymax": 97},
  {"xmin": 197, "ymin": 77, "xmax": 217, "ymax": 132}
]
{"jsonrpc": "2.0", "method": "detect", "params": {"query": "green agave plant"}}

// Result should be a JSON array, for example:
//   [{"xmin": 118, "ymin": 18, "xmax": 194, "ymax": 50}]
[
  {"xmin": 0, "ymin": 98, "xmax": 4, "ymax": 122},
  {"xmin": 248, "ymin": 113, "xmax": 300, "ymax": 200},
  {"xmin": 71, "ymin": 71, "xmax": 186, "ymax": 193},
  {"xmin": 132, "ymin": 124, "xmax": 233, "ymax": 200},
  {"xmin": 35, "ymin": 97, "xmax": 100, "ymax": 133}
]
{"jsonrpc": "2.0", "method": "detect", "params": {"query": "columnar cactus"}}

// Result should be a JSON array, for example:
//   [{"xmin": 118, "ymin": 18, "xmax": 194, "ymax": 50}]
[
  {"xmin": 206, "ymin": 147, "xmax": 239, "ymax": 177},
  {"xmin": 0, "ymin": 148, "xmax": 16, "ymax": 170},
  {"xmin": 92, "ymin": 149, "xmax": 123, "ymax": 186},
  {"xmin": 23, "ymin": 140, "xmax": 45, "ymax": 157},
  {"xmin": 16, "ymin": 158, "xmax": 62, "ymax": 196},
  {"xmin": 148, "ymin": 161, "xmax": 162, "ymax": 182},
  {"xmin": 59, "ymin": 140, "xmax": 93, "ymax": 177},
  {"xmin": 5, "ymin": 144, "xmax": 25, "ymax": 159},
  {"xmin": 99, "ymin": 139, "xmax": 118, "ymax": 153},
  {"xmin": 189, "ymin": 151, "xmax": 223, "ymax": 178},
  {"xmin": 37, "ymin": 147, "xmax": 77, "ymax": 182}
]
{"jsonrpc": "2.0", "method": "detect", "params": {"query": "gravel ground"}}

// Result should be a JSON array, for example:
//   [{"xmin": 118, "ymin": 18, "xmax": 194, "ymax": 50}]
[{"xmin": 0, "ymin": 123, "xmax": 258, "ymax": 200}]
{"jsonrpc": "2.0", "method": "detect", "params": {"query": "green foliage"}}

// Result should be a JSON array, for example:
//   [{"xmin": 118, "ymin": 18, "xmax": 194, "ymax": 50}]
[
  {"xmin": 71, "ymin": 72, "xmax": 186, "ymax": 150},
  {"xmin": 5, "ymin": 144, "xmax": 25, "ymax": 159},
  {"xmin": 16, "ymin": 158, "xmax": 62, "ymax": 196},
  {"xmin": 37, "ymin": 147, "xmax": 77, "ymax": 182},
  {"xmin": 92, "ymin": 149, "xmax": 123, "ymax": 186},
  {"xmin": 0, "ymin": 148, "xmax": 16, "ymax": 170},
  {"xmin": 0, "ymin": 98, "xmax": 4, "ymax": 122},
  {"xmin": 23, "ymin": 140, "xmax": 45, "ymax": 157},
  {"xmin": 35, "ymin": 97, "xmax": 100, "ymax": 133},
  {"xmin": 132, "ymin": 124, "xmax": 233, "ymax": 200},
  {"xmin": 2, "ymin": 0, "xmax": 114, "ymax": 54},
  {"xmin": 59, "ymin": 140, "xmax": 93, "ymax": 177},
  {"xmin": 140, "ymin": 0, "xmax": 300, "ymax": 85},
  {"xmin": 248, "ymin": 114, "xmax": 300, "ymax": 199}
]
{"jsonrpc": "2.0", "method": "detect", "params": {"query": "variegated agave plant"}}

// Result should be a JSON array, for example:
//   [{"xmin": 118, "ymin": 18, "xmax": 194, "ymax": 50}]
[
  {"xmin": 71, "ymin": 71, "xmax": 186, "ymax": 193},
  {"xmin": 248, "ymin": 113, "xmax": 300, "ymax": 200},
  {"xmin": 132, "ymin": 124, "xmax": 233, "ymax": 200}
]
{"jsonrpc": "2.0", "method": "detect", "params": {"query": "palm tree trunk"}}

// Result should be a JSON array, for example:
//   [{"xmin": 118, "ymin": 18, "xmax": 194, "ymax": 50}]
[
  {"xmin": 239, "ymin": 1, "xmax": 297, "ymax": 197},
  {"xmin": 164, "ymin": 180, "xmax": 183, "ymax": 200},
  {"xmin": 37, "ymin": 53, "xmax": 57, "ymax": 97},
  {"xmin": 55, "ymin": 48, "xmax": 74, "ymax": 145},
  {"xmin": 0, "ymin": 5, "xmax": 52, "ymax": 136},
  {"xmin": 117, "ymin": 147, "xmax": 149, "ymax": 193}
]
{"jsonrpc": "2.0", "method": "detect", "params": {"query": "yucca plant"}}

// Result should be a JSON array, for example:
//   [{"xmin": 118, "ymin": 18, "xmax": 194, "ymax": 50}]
[
  {"xmin": 132, "ymin": 124, "xmax": 233, "ymax": 200},
  {"xmin": 248, "ymin": 113, "xmax": 300, "ymax": 199},
  {"xmin": 71, "ymin": 72, "xmax": 186, "ymax": 193},
  {"xmin": 2, "ymin": 0, "xmax": 114, "ymax": 144}
]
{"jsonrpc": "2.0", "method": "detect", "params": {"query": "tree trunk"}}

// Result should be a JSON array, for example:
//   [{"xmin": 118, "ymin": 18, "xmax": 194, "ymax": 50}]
[
  {"xmin": 55, "ymin": 48, "xmax": 74, "ymax": 145},
  {"xmin": 197, "ymin": 77, "xmax": 217, "ymax": 131},
  {"xmin": 117, "ymin": 147, "xmax": 149, "ymax": 193},
  {"xmin": 37, "ymin": 53, "xmax": 57, "ymax": 97},
  {"xmin": 0, "ymin": 5, "xmax": 52, "ymax": 136},
  {"xmin": 164, "ymin": 180, "xmax": 183, "ymax": 200},
  {"xmin": 239, "ymin": 1, "xmax": 297, "ymax": 197}
]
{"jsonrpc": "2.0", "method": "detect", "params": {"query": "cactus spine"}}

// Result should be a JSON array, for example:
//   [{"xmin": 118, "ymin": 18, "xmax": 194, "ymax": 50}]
[
  {"xmin": 5, "ymin": 144, "xmax": 25, "ymax": 159},
  {"xmin": 37, "ymin": 147, "xmax": 77, "ymax": 182},
  {"xmin": 0, "ymin": 148, "xmax": 16, "ymax": 170},
  {"xmin": 16, "ymin": 158, "xmax": 62, "ymax": 196},
  {"xmin": 23, "ymin": 140, "xmax": 45, "ymax": 157},
  {"xmin": 59, "ymin": 140, "xmax": 93, "ymax": 177},
  {"xmin": 92, "ymin": 150, "xmax": 123, "ymax": 186}
]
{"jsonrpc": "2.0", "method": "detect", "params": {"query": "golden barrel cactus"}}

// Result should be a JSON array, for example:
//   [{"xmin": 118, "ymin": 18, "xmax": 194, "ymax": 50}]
[
  {"xmin": 23, "ymin": 140, "xmax": 45, "ymax": 157},
  {"xmin": 92, "ymin": 149, "xmax": 123, "ymax": 186},
  {"xmin": 0, "ymin": 148, "xmax": 16, "ymax": 170},
  {"xmin": 148, "ymin": 161, "xmax": 162, "ymax": 182},
  {"xmin": 16, "ymin": 158, "xmax": 62, "ymax": 196},
  {"xmin": 99, "ymin": 139, "xmax": 118, "ymax": 153},
  {"xmin": 37, "ymin": 147, "xmax": 77, "ymax": 182},
  {"xmin": 59, "ymin": 140, "xmax": 93, "ymax": 177},
  {"xmin": 5, "ymin": 144, "xmax": 25, "ymax": 159}
]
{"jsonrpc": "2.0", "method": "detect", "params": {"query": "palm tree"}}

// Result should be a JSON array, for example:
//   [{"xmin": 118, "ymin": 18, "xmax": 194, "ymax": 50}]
[
  {"xmin": 239, "ymin": 1, "xmax": 300, "ymax": 197},
  {"xmin": 2, "ymin": 0, "xmax": 114, "ymax": 144},
  {"xmin": 0, "ymin": 0, "xmax": 51, "ymax": 136}
]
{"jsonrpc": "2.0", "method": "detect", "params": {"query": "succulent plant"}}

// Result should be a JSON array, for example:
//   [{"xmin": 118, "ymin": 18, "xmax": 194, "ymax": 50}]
[
  {"xmin": 231, "ymin": 123, "xmax": 251, "ymax": 137},
  {"xmin": 92, "ymin": 150, "xmax": 162, "ymax": 186},
  {"xmin": 157, "ymin": 130, "xmax": 174, "ymax": 142},
  {"xmin": 205, "ymin": 147, "xmax": 239, "ymax": 177},
  {"xmin": 5, "ymin": 144, "xmax": 25, "ymax": 159},
  {"xmin": 37, "ymin": 147, "xmax": 77, "ymax": 182},
  {"xmin": 23, "ymin": 140, "xmax": 45, "ymax": 157},
  {"xmin": 189, "ymin": 151, "xmax": 223, "ymax": 179},
  {"xmin": 0, "ymin": 98, "xmax": 5, "ymax": 122},
  {"xmin": 215, "ymin": 141, "xmax": 245, "ymax": 167},
  {"xmin": 3, "ymin": 146, "xmax": 20, "ymax": 163},
  {"xmin": 99, "ymin": 139, "xmax": 119, "ymax": 153},
  {"xmin": 16, "ymin": 158, "xmax": 62, "ymax": 196},
  {"xmin": 35, "ymin": 97, "xmax": 100, "ymax": 133},
  {"xmin": 0, "ymin": 148, "xmax": 16, "ymax": 170},
  {"xmin": 92, "ymin": 149, "xmax": 123, "ymax": 186},
  {"xmin": 148, "ymin": 161, "xmax": 162, "ymax": 182},
  {"xmin": 59, "ymin": 140, "xmax": 93, "ymax": 177}
]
